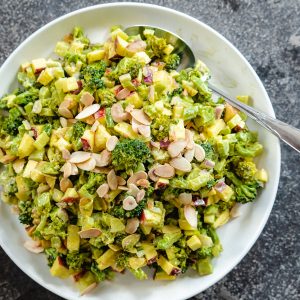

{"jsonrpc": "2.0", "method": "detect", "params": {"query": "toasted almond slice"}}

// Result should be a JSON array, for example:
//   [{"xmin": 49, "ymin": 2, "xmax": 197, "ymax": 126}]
[
  {"xmin": 116, "ymin": 88, "xmax": 131, "ymax": 100},
  {"xmin": 184, "ymin": 205, "xmax": 198, "ymax": 228},
  {"xmin": 125, "ymin": 218, "xmax": 140, "ymax": 234},
  {"xmin": 80, "ymin": 283, "xmax": 98, "ymax": 296},
  {"xmin": 69, "ymin": 151, "xmax": 91, "ymax": 164},
  {"xmin": 93, "ymin": 150, "xmax": 111, "ymax": 167},
  {"xmin": 184, "ymin": 148, "xmax": 195, "ymax": 162},
  {"xmin": 97, "ymin": 183, "xmax": 109, "ymax": 198},
  {"xmin": 60, "ymin": 117, "xmax": 68, "ymax": 128},
  {"xmin": 77, "ymin": 157, "xmax": 96, "ymax": 171},
  {"xmin": 150, "ymin": 141, "xmax": 160, "ymax": 149},
  {"xmin": 111, "ymin": 103, "xmax": 129, "ymax": 123},
  {"xmin": 125, "ymin": 104, "xmax": 135, "ymax": 113},
  {"xmin": 61, "ymin": 162, "xmax": 72, "ymax": 178},
  {"xmin": 194, "ymin": 144, "xmax": 206, "ymax": 162},
  {"xmin": 130, "ymin": 109, "xmax": 151, "ymax": 125},
  {"xmin": 58, "ymin": 107, "xmax": 73, "ymax": 118},
  {"xmin": 123, "ymin": 196, "xmax": 138, "ymax": 211},
  {"xmin": 117, "ymin": 176, "xmax": 126, "ymax": 186},
  {"xmin": 128, "ymin": 183, "xmax": 140, "ymax": 197},
  {"xmin": 22, "ymin": 120, "xmax": 31, "ymax": 130},
  {"xmin": 179, "ymin": 193, "xmax": 192, "ymax": 205},
  {"xmin": 32, "ymin": 100, "xmax": 42, "ymax": 114},
  {"xmin": 79, "ymin": 228, "xmax": 101, "ymax": 239},
  {"xmin": 60, "ymin": 178, "xmax": 73, "ymax": 193},
  {"xmin": 168, "ymin": 140, "xmax": 187, "ymax": 158},
  {"xmin": 170, "ymin": 157, "xmax": 192, "ymax": 172},
  {"xmin": 91, "ymin": 120, "xmax": 99, "ymax": 132},
  {"xmin": 118, "ymin": 186, "xmax": 129, "ymax": 191},
  {"xmin": 154, "ymin": 163, "xmax": 175, "ymax": 178},
  {"xmin": 230, "ymin": 203, "xmax": 242, "ymax": 219},
  {"xmin": 106, "ymin": 136, "xmax": 119, "ymax": 151},
  {"xmin": 185, "ymin": 129, "xmax": 195, "ymax": 150},
  {"xmin": 138, "ymin": 125, "xmax": 151, "ymax": 137},
  {"xmin": 80, "ymin": 92, "xmax": 94, "ymax": 107},
  {"xmin": 127, "ymin": 171, "xmax": 148, "ymax": 185},
  {"xmin": 75, "ymin": 104, "xmax": 100, "ymax": 120},
  {"xmin": 131, "ymin": 117, "xmax": 142, "ymax": 133},
  {"xmin": 93, "ymin": 167, "xmax": 111, "ymax": 174},
  {"xmin": 24, "ymin": 240, "xmax": 44, "ymax": 254},
  {"xmin": 136, "ymin": 178, "xmax": 150, "ymax": 188},
  {"xmin": 70, "ymin": 163, "xmax": 79, "ymax": 176},
  {"xmin": 136, "ymin": 189, "xmax": 145, "ymax": 203},
  {"xmin": 148, "ymin": 166, "xmax": 159, "ymax": 182},
  {"xmin": 12, "ymin": 159, "xmax": 25, "ymax": 174},
  {"xmin": 107, "ymin": 169, "xmax": 118, "ymax": 190},
  {"xmin": 62, "ymin": 148, "xmax": 71, "ymax": 160}
]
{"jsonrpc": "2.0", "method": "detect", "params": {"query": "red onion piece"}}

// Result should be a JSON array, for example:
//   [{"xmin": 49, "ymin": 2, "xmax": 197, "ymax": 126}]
[
  {"xmin": 203, "ymin": 159, "xmax": 215, "ymax": 169},
  {"xmin": 127, "ymin": 40, "xmax": 147, "ymax": 53},
  {"xmin": 214, "ymin": 181, "xmax": 227, "ymax": 193},
  {"xmin": 184, "ymin": 205, "xmax": 198, "ymax": 228},
  {"xmin": 159, "ymin": 140, "xmax": 171, "ymax": 149},
  {"xmin": 94, "ymin": 107, "xmax": 105, "ymax": 119},
  {"xmin": 81, "ymin": 138, "xmax": 90, "ymax": 151}
]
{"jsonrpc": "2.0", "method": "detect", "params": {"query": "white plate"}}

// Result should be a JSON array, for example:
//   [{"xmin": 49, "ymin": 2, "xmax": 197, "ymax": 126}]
[{"xmin": 0, "ymin": 3, "xmax": 280, "ymax": 300}]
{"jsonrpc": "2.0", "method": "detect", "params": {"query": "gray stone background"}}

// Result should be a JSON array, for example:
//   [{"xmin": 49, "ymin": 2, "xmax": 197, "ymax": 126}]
[{"xmin": 0, "ymin": 0, "xmax": 299, "ymax": 299}]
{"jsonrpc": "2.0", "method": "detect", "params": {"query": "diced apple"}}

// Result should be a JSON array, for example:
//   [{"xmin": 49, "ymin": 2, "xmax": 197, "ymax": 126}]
[
  {"xmin": 18, "ymin": 134, "xmax": 35, "ymax": 158},
  {"xmin": 50, "ymin": 257, "xmax": 70, "ymax": 279},
  {"xmin": 133, "ymin": 51, "xmax": 151, "ymax": 64},
  {"xmin": 62, "ymin": 77, "xmax": 78, "ymax": 93},
  {"xmin": 37, "ymin": 68, "xmax": 54, "ymax": 85},
  {"xmin": 87, "ymin": 49, "xmax": 105, "ymax": 63},
  {"xmin": 31, "ymin": 58, "xmax": 47, "ymax": 73},
  {"xmin": 115, "ymin": 36, "xmax": 129, "ymax": 57},
  {"xmin": 224, "ymin": 103, "xmax": 238, "ymax": 122},
  {"xmin": 94, "ymin": 124, "xmax": 111, "ymax": 152},
  {"xmin": 67, "ymin": 225, "xmax": 80, "ymax": 251}
]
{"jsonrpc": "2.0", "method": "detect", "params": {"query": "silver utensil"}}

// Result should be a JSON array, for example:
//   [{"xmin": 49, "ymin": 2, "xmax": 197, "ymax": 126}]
[{"xmin": 125, "ymin": 25, "xmax": 300, "ymax": 153}]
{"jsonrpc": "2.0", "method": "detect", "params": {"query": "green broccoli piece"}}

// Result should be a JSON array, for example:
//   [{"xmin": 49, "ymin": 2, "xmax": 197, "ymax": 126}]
[
  {"xmin": 17, "ymin": 72, "xmax": 35, "ymax": 89},
  {"xmin": 235, "ymin": 160, "xmax": 257, "ymax": 182},
  {"xmin": 71, "ymin": 121, "xmax": 87, "ymax": 150},
  {"xmin": 81, "ymin": 172, "xmax": 106, "ymax": 195},
  {"xmin": 234, "ymin": 131, "xmax": 263, "ymax": 157},
  {"xmin": 126, "ymin": 198, "xmax": 146, "ymax": 218},
  {"xmin": 66, "ymin": 251, "xmax": 89, "ymax": 270},
  {"xmin": 97, "ymin": 89, "xmax": 116, "ymax": 107},
  {"xmin": 167, "ymin": 87, "xmax": 183, "ymax": 98},
  {"xmin": 72, "ymin": 26, "xmax": 90, "ymax": 44},
  {"xmin": 45, "ymin": 248, "xmax": 58, "ymax": 267},
  {"xmin": 154, "ymin": 232, "xmax": 182, "ymax": 250},
  {"xmin": 150, "ymin": 115, "xmax": 172, "ymax": 141},
  {"xmin": 111, "ymin": 139, "xmax": 152, "ymax": 172},
  {"xmin": 14, "ymin": 88, "xmax": 39, "ymax": 106},
  {"xmin": 1, "ymin": 107, "xmax": 23, "ymax": 135},
  {"xmin": 18, "ymin": 200, "xmax": 33, "ymax": 225},
  {"xmin": 111, "ymin": 205, "xmax": 125, "ymax": 219},
  {"xmin": 226, "ymin": 171, "xmax": 261, "ymax": 204},
  {"xmin": 81, "ymin": 61, "xmax": 106, "ymax": 90},
  {"xmin": 43, "ymin": 124, "xmax": 53, "ymax": 136},
  {"xmin": 90, "ymin": 263, "xmax": 114, "ymax": 282},
  {"xmin": 145, "ymin": 34, "xmax": 167, "ymax": 58},
  {"xmin": 115, "ymin": 252, "xmax": 129, "ymax": 269},
  {"xmin": 197, "ymin": 247, "xmax": 213, "ymax": 259},
  {"xmin": 108, "ymin": 57, "xmax": 142, "ymax": 81},
  {"xmin": 200, "ymin": 142, "xmax": 217, "ymax": 161},
  {"xmin": 163, "ymin": 53, "xmax": 180, "ymax": 71}
]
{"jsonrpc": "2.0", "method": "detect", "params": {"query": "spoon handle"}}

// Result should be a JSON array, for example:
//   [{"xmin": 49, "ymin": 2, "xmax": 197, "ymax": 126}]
[{"xmin": 209, "ymin": 83, "xmax": 300, "ymax": 153}]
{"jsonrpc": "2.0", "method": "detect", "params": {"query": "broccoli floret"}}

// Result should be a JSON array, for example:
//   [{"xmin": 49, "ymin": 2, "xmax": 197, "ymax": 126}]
[
  {"xmin": 127, "ymin": 198, "xmax": 146, "ymax": 218},
  {"xmin": 108, "ymin": 57, "xmax": 142, "ymax": 81},
  {"xmin": 235, "ymin": 160, "xmax": 257, "ymax": 182},
  {"xmin": 72, "ymin": 26, "xmax": 90, "ymax": 44},
  {"xmin": 163, "ymin": 53, "xmax": 180, "ymax": 71},
  {"xmin": 14, "ymin": 88, "xmax": 39, "ymax": 106},
  {"xmin": 145, "ymin": 34, "xmax": 167, "ymax": 58},
  {"xmin": 71, "ymin": 121, "xmax": 87, "ymax": 150},
  {"xmin": 97, "ymin": 89, "xmax": 116, "ymax": 107},
  {"xmin": 200, "ymin": 142, "xmax": 217, "ymax": 161},
  {"xmin": 167, "ymin": 87, "xmax": 183, "ymax": 98},
  {"xmin": 154, "ymin": 232, "xmax": 182, "ymax": 250},
  {"xmin": 66, "ymin": 251, "xmax": 88, "ymax": 270},
  {"xmin": 150, "ymin": 115, "xmax": 172, "ymax": 141},
  {"xmin": 235, "ymin": 131, "xmax": 263, "ymax": 157},
  {"xmin": 112, "ymin": 139, "xmax": 152, "ymax": 172},
  {"xmin": 111, "ymin": 205, "xmax": 126, "ymax": 219},
  {"xmin": 115, "ymin": 252, "xmax": 129, "ymax": 269},
  {"xmin": 43, "ymin": 124, "xmax": 52, "ymax": 136},
  {"xmin": 18, "ymin": 200, "xmax": 33, "ymax": 225},
  {"xmin": 1, "ymin": 107, "xmax": 23, "ymax": 135},
  {"xmin": 45, "ymin": 248, "xmax": 58, "ymax": 267},
  {"xmin": 226, "ymin": 171, "xmax": 260, "ymax": 204},
  {"xmin": 197, "ymin": 247, "xmax": 213, "ymax": 259},
  {"xmin": 81, "ymin": 61, "xmax": 106, "ymax": 90},
  {"xmin": 90, "ymin": 263, "xmax": 114, "ymax": 282},
  {"xmin": 82, "ymin": 172, "xmax": 106, "ymax": 195}
]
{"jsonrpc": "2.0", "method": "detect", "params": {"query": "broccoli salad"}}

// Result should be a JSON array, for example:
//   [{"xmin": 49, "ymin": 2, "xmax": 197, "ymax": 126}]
[{"xmin": 0, "ymin": 26, "xmax": 268, "ymax": 295}]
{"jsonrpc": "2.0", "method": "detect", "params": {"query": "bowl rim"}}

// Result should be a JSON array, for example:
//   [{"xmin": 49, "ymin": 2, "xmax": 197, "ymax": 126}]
[{"xmin": 0, "ymin": 2, "xmax": 281, "ymax": 300}]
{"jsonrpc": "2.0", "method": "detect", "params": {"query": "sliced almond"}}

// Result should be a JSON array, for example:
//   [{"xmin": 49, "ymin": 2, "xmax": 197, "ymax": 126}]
[
  {"xmin": 184, "ymin": 148, "xmax": 195, "ymax": 162},
  {"xmin": 75, "ymin": 104, "xmax": 100, "ymax": 120},
  {"xmin": 128, "ymin": 183, "xmax": 140, "ymax": 197},
  {"xmin": 185, "ymin": 129, "xmax": 195, "ymax": 150},
  {"xmin": 170, "ymin": 157, "xmax": 192, "ymax": 172},
  {"xmin": 62, "ymin": 148, "xmax": 71, "ymax": 160},
  {"xmin": 154, "ymin": 164, "xmax": 175, "ymax": 178},
  {"xmin": 79, "ymin": 228, "xmax": 101, "ymax": 239},
  {"xmin": 230, "ymin": 203, "xmax": 242, "ymax": 219},
  {"xmin": 168, "ymin": 140, "xmax": 187, "ymax": 158},
  {"xmin": 136, "ymin": 178, "xmax": 150, "ymax": 188},
  {"xmin": 179, "ymin": 193, "xmax": 192, "ymax": 205},
  {"xmin": 184, "ymin": 205, "xmax": 198, "ymax": 228},
  {"xmin": 107, "ymin": 169, "xmax": 118, "ymax": 190},
  {"xmin": 77, "ymin": 157, "xmax": 96, "ymax": 171},
  {"xmin": 118, "ymin": 186, "xmax": 129, "ymax": 191},
  {"xmin": 91, "ymin": 120, "xmax": 100, "ymax": 132},
  {"xmin": 24, "ymin": 240, "xmax": 44, "ymax": 254},
  {"xmin": 148, "ymin": 166, "xmax": 159, "ymax": 182},
  {"xmin": 60, "ymin": 178, "xmax": 73, "ymax": 193},
  {"xmin": 22, "ymin": 120, "xmax": 31, "ymax": 130},
  {"xmin": 127, "ymin": 171, "xmax": 148, "ymax": 185},
  {"xmin": 32, "ymin": 100, "xmax": 42, "ymax": 114},
  {"xmin": 117, "ymin": 176, "xmax": 126, "ymax": 186},
  {"xmin": 137, "ymin": 125, "xmax": 151, "ymax": 137},
  {"xmin": 130, "ymin": 109, "xmax": 151, "ymax": 125},
  {"xmin": 125, "ymin": 218, "xmax": 140, "ymax": 234},
  {"xmin": 111, "ymin": 103, "xmax": 129, "ymax": 123},
  {"xmin": 59, "ymin": 117, "xmax": 68, "ymax": 128},
  {"xmin": 58, "ymin": 107, "xmax": 73, "ymax": 118},
  {"xmin": 116, "ymin": 88, "xmax": 131, "ymax": 100},
  {"xmin": 131, "ymin": 117, "xmax": 142, "ymax": 133},
  {"xmin": 12, "ymin": 159, "xmax": 25, "ymax": 174},
  {"xmin": 93, "ymin": 150, "xmax": 111, "ymax": 167},
  {"xmin": 93, "ymin": 167, "xmax": 111, "ymax": 174},
  {"xmin": 106, "ymin": 136, "xmax": 119, "ymax": 151},
  {"xmin": 80, "ymin": 92, "xmax": 94, "ymax": 107},
  {"xmin": 123, "ymin": 196, "xmax": 138, "ymax": 211},
  {"xmin": 150, "ymin": 141, "xmax": 160, "ymax": 149},
  {"xmin": 70, "ymin": 163, "xmax": 79, "ymax": 176},
  {"xmin": 194, "ymin": 144, "xmax": 206, "ymax": 162},
  {"xmin": 136, "ymin": 189, "xmax": 145, "ymax": 203},
  {"xmin": 125, "ymin": 104, "xmax": 135, "ymax": 113},
  {"xmin": 80, "ymin": 283, "xmax": 98, "ymax": 296},
  {"xmin": 61, "ymin": 162, "xmax": 72, "ymax": 178},
  {"xmin": 97, "ymin": 183, "xmax": 109, "ymax": 198},
  {"xmin": 69, "ymin": 151, "xmax": 91, "ymax": 164}
]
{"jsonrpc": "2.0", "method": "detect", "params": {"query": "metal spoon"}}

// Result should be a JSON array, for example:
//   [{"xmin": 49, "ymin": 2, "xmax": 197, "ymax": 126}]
[{"xmin": 125, "ymin": 25, "xmax": 300, "ymax": 153}]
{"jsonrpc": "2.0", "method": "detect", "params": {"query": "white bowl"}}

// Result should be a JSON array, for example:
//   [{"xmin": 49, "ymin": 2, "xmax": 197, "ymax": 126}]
[{"xmin": 0, "ymin": 3, "xmax": 280, "ymax": 300}]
